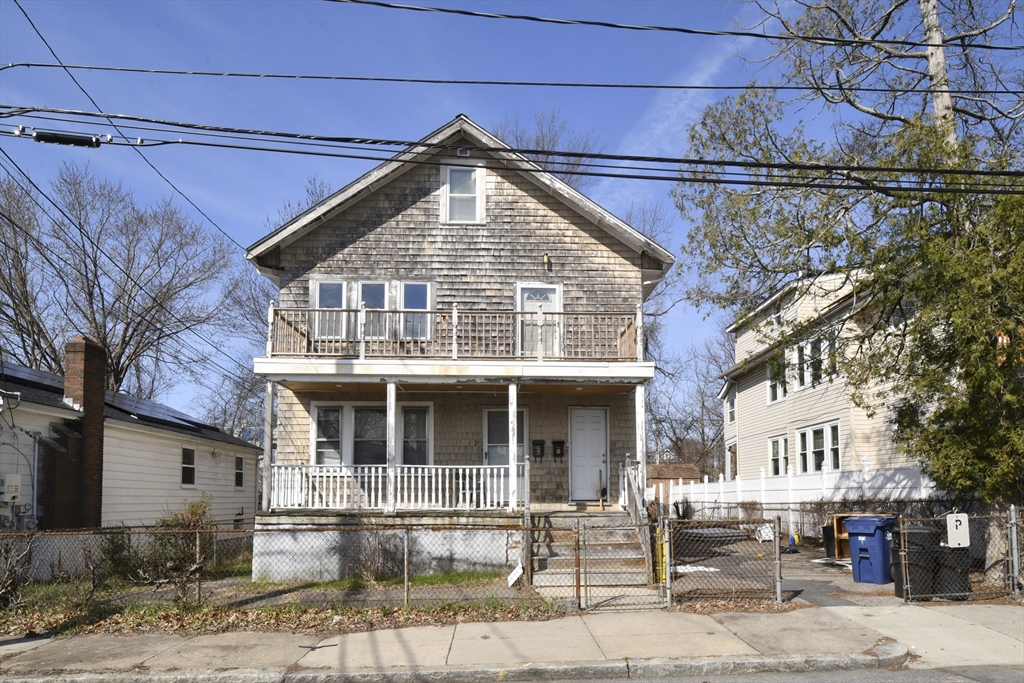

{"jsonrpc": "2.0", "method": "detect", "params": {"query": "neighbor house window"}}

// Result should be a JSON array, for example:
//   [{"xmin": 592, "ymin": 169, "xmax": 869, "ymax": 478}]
[
  {"xmin": 181, "ymin": 447, "xmax": 196, "ymax": 486},
  {"xmin": 797, "ymin": 422, "xmax": 840, "ymax": 472},
  {"xmin": 728, "ymin": 396, "xmax": 736, "ymax": 423},
  {"xmin": 768, "ymin": 361, "xmax": 787, "ymax": 403},
  {"xmin": 445, "ymin": 166, "xmax": 484, "ymax": 223},
  {"xmin": 770, "ymin": 436, "xmax": 788, "ymax": 476},
  {"xmin": 401, "ymin": 282, "xmax": 430, "ymax": 340},
  {"xmin": 235, "ymin": 456, "xmax": 244, "ymax": 488},
  {"xmin": 796, "ymin": 345, "xmax": 807, "ymax": 388}
]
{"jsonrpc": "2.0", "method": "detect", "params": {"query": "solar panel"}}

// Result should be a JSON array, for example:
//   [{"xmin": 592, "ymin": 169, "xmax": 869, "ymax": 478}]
[
  {"xmin": 0, "ymin": 362, "xmax": 63, "ymax": 390},
  {"xmin": 104, "ymin": 390, "xmax": 205, "ymax": 429}
]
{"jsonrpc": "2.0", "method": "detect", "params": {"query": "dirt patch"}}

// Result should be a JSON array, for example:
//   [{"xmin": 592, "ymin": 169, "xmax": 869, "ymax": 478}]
[{"xmin": 668, "ymin": 598, "xmax": 805, "ymax": 615}]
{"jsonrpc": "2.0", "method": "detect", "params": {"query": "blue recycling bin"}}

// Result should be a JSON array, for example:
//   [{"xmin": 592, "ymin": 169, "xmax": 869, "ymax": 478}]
[{"xmin": 843, "ymin": 515, "xmax": 898, "ymax": 584}]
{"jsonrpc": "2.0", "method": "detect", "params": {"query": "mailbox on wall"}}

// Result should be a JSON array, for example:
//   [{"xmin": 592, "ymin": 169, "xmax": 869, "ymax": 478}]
[
  {"xmin": 531, "ymin": 440, "xmax": 545, "ymax": 462},
  {"xmin": 552, "ymin": 440, "xmax": 566, "ymax": 461}
]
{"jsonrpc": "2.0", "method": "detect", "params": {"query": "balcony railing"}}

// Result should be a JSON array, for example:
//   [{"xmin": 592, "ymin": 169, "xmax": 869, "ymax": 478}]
[
  {"xmin": 268, "ymin": 306, "xmax": 642, "ymax": 361},
  {"xmin": 269, "ymin": 464, "xmax": 518, "ymax": 511}
]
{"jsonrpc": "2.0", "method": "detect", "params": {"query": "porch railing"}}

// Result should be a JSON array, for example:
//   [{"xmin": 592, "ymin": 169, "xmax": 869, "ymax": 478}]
[
  {"xmin": 268, "ymin": 306, "xmax": 642, "ymax": 361},
  {"xmin": 270, "ymin": 464, "xmax": 515, "ymax": 511}
]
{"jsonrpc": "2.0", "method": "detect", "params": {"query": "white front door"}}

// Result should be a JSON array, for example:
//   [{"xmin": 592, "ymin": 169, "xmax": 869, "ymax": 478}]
[
  {"xmin": 518, "ymin": 284, "xmax": 560, "ymax": 358},
  {"xmin": 570, "ymin": 407, "xmax": 608, "ymax": 501}
]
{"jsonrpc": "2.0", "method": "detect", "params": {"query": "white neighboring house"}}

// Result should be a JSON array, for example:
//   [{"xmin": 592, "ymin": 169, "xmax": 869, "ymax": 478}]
[
  {"xmin": 702, "ymin": 275, "xmax": 934, "ymax": 515},
  {"xmin": 0, "ymin": 337, "xmax": 261, "ymax": 530}
]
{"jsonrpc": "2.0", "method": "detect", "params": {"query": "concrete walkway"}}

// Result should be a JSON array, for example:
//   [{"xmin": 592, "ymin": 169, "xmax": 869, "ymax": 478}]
[{"xmin": 1, "ymin": 603, "xmax": 1020, "ymax": 682}]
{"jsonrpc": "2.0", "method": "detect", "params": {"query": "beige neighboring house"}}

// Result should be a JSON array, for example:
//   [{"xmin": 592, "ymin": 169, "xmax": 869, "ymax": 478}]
[
  {"xmin": 716, "ymin": 274, "xmax": 931, "ymax": 503},
  {"xmin": 0, "ymin": 338, "xmax": 261, "ymax": 530},
  {"xmin": 247, "ymin": 114, "xmax": 674, "ymax": 517}
]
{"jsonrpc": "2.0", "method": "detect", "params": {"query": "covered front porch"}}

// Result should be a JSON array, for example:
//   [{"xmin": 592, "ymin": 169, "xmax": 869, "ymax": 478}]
[{"xmin": 260, "ymin": 380, "xmax": 650, "ymax": 515}]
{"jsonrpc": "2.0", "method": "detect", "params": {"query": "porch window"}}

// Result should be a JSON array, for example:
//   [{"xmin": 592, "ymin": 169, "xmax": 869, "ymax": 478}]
[
  {"xmin": 181, "ymin": 447, "xmax": 196, "ymax": 486},
  {"xmin": 484, "ymin": 409, "xmax": 525, "ymax": 466},
  {"xmin": 315, "ymin": 281, "xmax": 346, "ymax": 338},
  {"xmin": 401, "ymin": 282, "xmax": 430, "ymax": 340},
  {"xmin": 445, "ymin": 166, "xmax": 484, "ymax": 223},
  {"xmin": 316, "ymin": 407, "xmax": 342, "ymax": 465},
  {"xmin": 403, "ymin": 407, "xmax": 429, "ymax": 465},
  {"xmin": 359, "ymin": 282, "xmax": 387, "ymax": 339},
  {"xmin": 353, "ymin": 407, "xmax": 387, "ymax": 465},
  {"xmin": 770, "ymin": 436, "xmax": 788, "ymax": 476}
]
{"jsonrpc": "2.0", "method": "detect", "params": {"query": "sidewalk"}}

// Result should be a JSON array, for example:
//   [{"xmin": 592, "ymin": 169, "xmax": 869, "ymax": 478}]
[{"xmin": 4, "ymin": 602, "xmax": 1017, "ymax": 682}]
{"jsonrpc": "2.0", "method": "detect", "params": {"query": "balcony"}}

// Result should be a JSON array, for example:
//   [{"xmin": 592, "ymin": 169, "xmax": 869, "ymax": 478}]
[{"xmin": 268, "ymin": 306, "xmax": 642, "ymax": 362}]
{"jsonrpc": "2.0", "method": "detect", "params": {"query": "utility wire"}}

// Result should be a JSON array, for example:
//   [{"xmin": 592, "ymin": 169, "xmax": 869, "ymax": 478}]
[
  {"xmin": 4, "ymin": 105, "xmax": 1023, "ymax": 181},
  {"xmin": 330, "ymin": 0, "xmax": 1024, "ymax": 51},
  {"xmin": 12, "ymin": 0, "xmax": 250, "ymax": 256},
  {"xmin": 0, "ymin": 149, "xmax": 255, "ymax": 381},
  {"xmin": 3, "ymin": 63, "xmax": 1021, "ymax": 97},
  {"xmin": 4, "ymin": 128, "xmax": 1020, "ymax": 196}
]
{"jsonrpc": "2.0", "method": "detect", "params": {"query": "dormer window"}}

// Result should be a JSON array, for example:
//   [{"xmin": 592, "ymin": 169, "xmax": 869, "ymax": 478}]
[{"xmin": 444, "ymin": 165, "xmax": 485, "ymax": 223}]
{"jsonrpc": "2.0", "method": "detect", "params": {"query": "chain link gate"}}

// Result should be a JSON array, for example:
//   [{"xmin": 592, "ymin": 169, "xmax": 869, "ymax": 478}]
[{"xmin": 896, "ymin": 512, "xmax": 1017, "ymax": 601}]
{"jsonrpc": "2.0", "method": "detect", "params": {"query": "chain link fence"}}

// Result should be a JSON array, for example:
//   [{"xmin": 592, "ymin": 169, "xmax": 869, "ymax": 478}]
[
  {"xmin": 1, "ymin": 523, "xmax": 546, "ymax": 614},
  {"xmin": 663, "ymin": 518, "xmax": 780, "ymax": 602},
  {"xmin": 896, "ymin": 514, "xmax": 1017, "ymax": 601}
]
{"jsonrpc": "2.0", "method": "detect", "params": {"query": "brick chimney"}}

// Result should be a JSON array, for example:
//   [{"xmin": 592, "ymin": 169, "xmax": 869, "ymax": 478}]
[{"xmin": 63, "ymin": 336, "xmax": 106, "ymax": 528}]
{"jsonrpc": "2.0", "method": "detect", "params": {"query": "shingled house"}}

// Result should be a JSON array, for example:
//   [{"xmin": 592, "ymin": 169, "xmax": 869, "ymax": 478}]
[{"xmin": 247, "ymin": 115, "xmax": 674, "ymax": 519}]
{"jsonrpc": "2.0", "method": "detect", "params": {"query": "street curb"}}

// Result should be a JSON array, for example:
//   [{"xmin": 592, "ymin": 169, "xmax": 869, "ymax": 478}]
[{"xmin": 0, "ymin": 643, "xmax": 909, "ymax": 683}]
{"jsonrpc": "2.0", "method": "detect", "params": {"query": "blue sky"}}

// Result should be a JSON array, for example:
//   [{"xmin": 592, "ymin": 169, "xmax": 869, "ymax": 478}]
[{"xmin": 0, "ymin": 0, "xmax": 778, "ymax": 410}]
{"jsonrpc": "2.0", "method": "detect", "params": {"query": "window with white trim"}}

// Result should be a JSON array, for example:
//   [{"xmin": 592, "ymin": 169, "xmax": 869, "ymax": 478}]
[
  {"xmin": 181, "ymin": 447, "xmax": 196, "ymax": 486},
  {"xmin": 770, "ymin": 436, "xmax": 788, "ymax": 476},
  {"xmin": 794, "ymin": 338, "xmax": 829, "ymax": 388},
  {"xmin": 235, "ymin": 456, "xmax": 244, "ymax": 488},
  {"xmin": 484, "ymin": 408, "xmax": 526, "ymax": 467},
  {"xmin": 314, "ymin": 281, "xmax": 346, "ymax": 338},
  {"xmin": 401, "ymin": 282, "xmax": 430, "ymax": 340},
  {"xmin": 444, "ymin": 165, "xmax": 485, "ymax": 223},
  {"xmin": 768, "ymin": 360, "xmax": 787, "ymax": 404},
  {"xmin": 728, "ymin": 395, "xmax": 736, "ymax": 423},
  {"xmin": 797, "ymin": 422, "xmax": 841, "ymax": 472},
  {"xmin": 359, "ymin": 282, "xmax": 388, "ymax": 339},
  {"xmin": 312, "ymin": 403, "xmax": 433, "ymax": 466}
]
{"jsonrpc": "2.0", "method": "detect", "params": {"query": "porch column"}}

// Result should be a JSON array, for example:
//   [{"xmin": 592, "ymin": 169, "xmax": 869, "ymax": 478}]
[
  {"xmin": 507, "ymin": 382, "xmax": 518, "ymax": 512},
  {"xmin": 386, "ymin": 381, "xmax": 397, "ymax": 513},
  {"xmin": 261, "ymin": 380, "xmax": 274, "ymax": 511},
  {"xmin": 635, "ymin": 383, "xmax": 647, "ymax": 492}
]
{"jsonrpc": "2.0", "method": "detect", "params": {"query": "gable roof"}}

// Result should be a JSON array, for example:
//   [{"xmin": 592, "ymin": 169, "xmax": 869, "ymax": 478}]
[
  {"xmin": 247, "ymin": 114, "xmax": 674, "ymax": 295},
  {"xmin": 0, "ymin": 361, "xmax": 259, "ymax": 451}
]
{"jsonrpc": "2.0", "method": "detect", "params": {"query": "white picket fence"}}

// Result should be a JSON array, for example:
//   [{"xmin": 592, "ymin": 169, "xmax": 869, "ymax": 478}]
[{"xmin": 650, "ymin": 462, "xmax": 937, "ymax": 534}]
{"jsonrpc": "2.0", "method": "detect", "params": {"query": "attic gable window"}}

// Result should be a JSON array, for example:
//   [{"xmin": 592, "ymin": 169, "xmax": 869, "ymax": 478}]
[{"xmin": 444, "ymin": 165, "xmax": 485, "ymax": 224}]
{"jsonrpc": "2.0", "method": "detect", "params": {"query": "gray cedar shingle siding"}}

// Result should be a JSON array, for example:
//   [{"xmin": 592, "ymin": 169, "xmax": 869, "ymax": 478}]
[
  {"xmin": 277, "ymin": 154, "xmax": 642, "ymax": 312},
  {"xmin": 275, "ymin": 386, "xmax": 635, "ymax": 505}
]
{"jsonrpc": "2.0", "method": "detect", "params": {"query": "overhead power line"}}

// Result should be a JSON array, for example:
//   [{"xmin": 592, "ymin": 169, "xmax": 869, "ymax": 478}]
[
  {"xmin": 4, "ymin": 126, "xmax": 1022, "ymax": 196},
  {"xmin": 3, "ymin": 63, "xmax": 1021, "ymax": 97},
  {"xmin": 4, "ymin": 105, "xmax": 1023, "ymax": 181},
  {"xmin": 12, "ymin": 0, "xmax": 250, "ymax": 256},
  {"xmin": 0, "ymin": 149, "xmax": 255, "ymax": 382},
  {"xmin": 330, "ymin": 0, "xmax": 1024, "ymax": 51}
]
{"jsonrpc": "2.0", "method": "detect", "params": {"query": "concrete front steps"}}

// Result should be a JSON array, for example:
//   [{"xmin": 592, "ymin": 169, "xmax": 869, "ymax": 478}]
[{"xmin": 529, "ymin": 512, "xmax": 651, "ymax": 588}]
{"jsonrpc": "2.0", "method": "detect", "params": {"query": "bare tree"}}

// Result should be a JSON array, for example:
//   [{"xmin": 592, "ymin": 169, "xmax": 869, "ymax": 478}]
[
  {"xmin": 0, "ymin": 163, "xmax": 234, "ymax": 399},
  {"xmin": 647, "ymin": 322, "xmax": 734, "ymax": 478},
  {"xmin": 493, "ymin": 110, "xmax": 606, "ymax": 192},
  {"xmin": 198, "ymin": 175, "xmax": 333, "ymax": 441}
]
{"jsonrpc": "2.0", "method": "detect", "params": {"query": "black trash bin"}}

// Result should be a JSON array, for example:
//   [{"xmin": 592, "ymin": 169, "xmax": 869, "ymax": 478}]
[
  {"xmin": 822, "ymin": 524, "xmax": 836, "ymax": 559},
  {"xmin": 936, "ymin": 546, "xmax": 972, "ymax": 600},
  {"xmin": 892, "ymin": 526, "xmax": 942, "ymax": 599}
]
